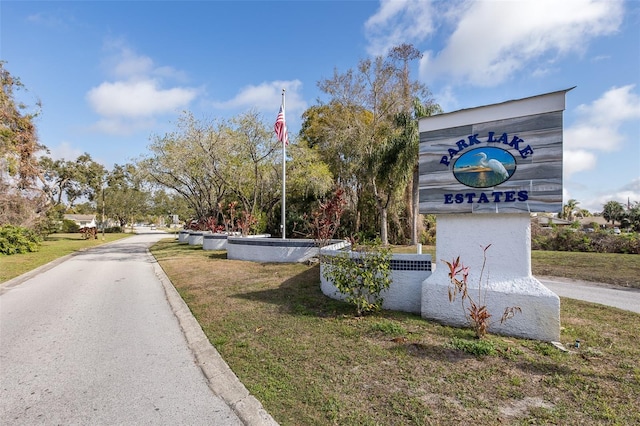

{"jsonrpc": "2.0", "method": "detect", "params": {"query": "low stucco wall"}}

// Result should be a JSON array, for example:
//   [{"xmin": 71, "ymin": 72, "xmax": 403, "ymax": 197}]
[
  {"xmin": 226, "ymin": 236, "xmax": 327, "ymax": 263},
  {"xmin": 202, "ymin": 233, "xmax": 238, "ymax": 250},
  {"xmin": 187, "ymin": 231, "xmax": 207, "ymax": 246},
  {"xmin": 319, "ymin": 243, "xmax": 432, "ymax": 314},
  {"xmin": 203, "ymin": 234, "xmax": 224, "ymax": 250},
  {"xmin": 178, "ymin": 230, "xmax": 189, "ymax": 243}
]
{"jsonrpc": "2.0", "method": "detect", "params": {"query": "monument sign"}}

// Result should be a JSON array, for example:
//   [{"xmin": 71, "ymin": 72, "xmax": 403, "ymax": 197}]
[{"xmin": 419, "ymin": 89, "xmax": 571, "ymax": 215}]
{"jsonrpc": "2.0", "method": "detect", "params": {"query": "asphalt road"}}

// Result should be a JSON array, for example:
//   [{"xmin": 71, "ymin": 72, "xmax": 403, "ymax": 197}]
[
  {"xmin": 0, "ymin": 232, "xmax": 261, "ymax": 425},
  {"xmin": 539, "ymin": 277, "xmax": 640, "ymax": 314}
]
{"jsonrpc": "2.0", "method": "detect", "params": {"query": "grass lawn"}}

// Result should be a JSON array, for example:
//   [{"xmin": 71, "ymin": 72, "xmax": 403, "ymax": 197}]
[
  {"xmin": 0, "ymin": 232, "xmax": 131, "ymax": 283},
  {"xmin": 531, "ymin": 250, "xmax": 639, "ymax": 287},
  {"xmin": 394, "ymin": 244, "xmax": 639, "ymax": 288},
  {"xmin": 151, "ymin": 240, "xmax": 640, "ymax": 425}
]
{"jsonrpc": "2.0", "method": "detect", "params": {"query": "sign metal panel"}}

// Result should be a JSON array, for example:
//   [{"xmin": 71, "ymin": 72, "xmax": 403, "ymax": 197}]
[{"xmin": 418, "ymin": 89, "xmax": 571, "ymax": 214}]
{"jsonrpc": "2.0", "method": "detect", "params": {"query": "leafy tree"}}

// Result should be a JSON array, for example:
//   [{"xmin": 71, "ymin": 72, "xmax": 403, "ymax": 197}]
[
  {"xmin": 0, "ymin": 224, "xmax": 41, "ymax": 255},
  {"xmin": 142, "ymin": 112, "xmax": 229, "ymax": 222},
  {"xmin": 314, "ymin": 57, "xmax": 402, "ymax": 244},
  {"xmin": 389, "ymin": 98, "xmax": 441, "ymax": 244},
  {"xmin": 71, "ymin": 202, "xmax": 97, "ymax": 215},
  {"xmin": 142, "ymin": 110, "xmax": 333, "ymax": 235},
  {"xmin": 310, "ymin": 47, "xmax": 437, "ymax": 244},
  {"xmin": 220, "ymin": 110, "xmax": 282, "ymax": 219},
  {"xmin": 40, "ymin": 153, "xmax": 106, "ymax": 208},
  {"xmin": 0, "ymin": 62, "xmax": 49, "ymax": 230},
  {"xmin": 148, "ymin": 189, "xmax": 191, "ymax": 226},
  {"xmin": 577, "ymin": 208, "xmax": 592, "ymax": 219},
  {"xmin": 299, "ymin": 102, "xmax": 372, "ymax": 233},
  {"xmin": 102, "ymin": 164, "xmax": 149, "ymax": 228},
  {"xmin": 283, "ymin": 139, "xmax": 333, "ymax": 204},
  {"xmin": 370, "ymin": 110, "xmax": 415, "ymax": 245},
  {"xmin": 278, "ymin": 138, "xmax": 335, "ymax": 236},
  {"xmin": 0, "ymin": 61, "xmax": 45, "ymax": 189}
]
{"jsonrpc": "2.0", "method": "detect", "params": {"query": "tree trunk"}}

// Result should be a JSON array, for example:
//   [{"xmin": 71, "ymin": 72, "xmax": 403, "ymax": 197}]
[
  {"xmin": 380, "ymin": 207, "xmax": 388, "ymax": 246},
  {"xmin": 411, "ymin": 163, "xmax": 419, "ymax": 245}
]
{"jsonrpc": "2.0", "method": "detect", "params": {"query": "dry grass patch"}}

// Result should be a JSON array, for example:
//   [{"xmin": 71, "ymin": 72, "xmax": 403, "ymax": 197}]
[{"xmin": 151, "ymin": 240, "xmax": 640, "ymax": 425}]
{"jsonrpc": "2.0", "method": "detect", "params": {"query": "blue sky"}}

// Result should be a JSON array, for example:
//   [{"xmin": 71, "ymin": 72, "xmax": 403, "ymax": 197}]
[{"xmin": 2, "ymin": 0, "xmax": 638, "ymax": 213}]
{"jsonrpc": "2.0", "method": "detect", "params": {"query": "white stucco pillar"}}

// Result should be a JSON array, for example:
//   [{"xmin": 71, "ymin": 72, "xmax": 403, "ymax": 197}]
[{"xmin": 422, "ymin": 213, "xmax": 560, "ymax": 341}]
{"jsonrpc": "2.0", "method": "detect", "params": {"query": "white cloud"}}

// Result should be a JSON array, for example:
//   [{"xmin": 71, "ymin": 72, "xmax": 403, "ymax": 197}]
[
  {"xmin": 416, "ymin": 0, "xmax": 623, "ymax": 86},
  {"xmin": 87, "ymin": 43, "xmax": 199, "ymax": 133},
  {"xmin": 573, "ymin": 84, "xmax": 640, "ymax": 129},
  {"xmin": 564, "ymin": 124, "xmax": 624, "ymax": 152},
  {"xmin": 112, "ymin": 49, "xmax": 154, "ymax": 79},
  {"xmin": 620, "ymin": 178, "xmax": 640, "ymax": 206},
  {"xmin": 27, "ymin": 11, "xmax": 73, "ymax": 30},
  {"xmin": 563, "ymin": 86, "xmax": 639, "ymax": 208},
  {"xmin": 104, "ymin": 45, "xmax": 188, "ymax": 82},
  {"xmin": 432, "ymin": 85, "xmax": 458, "ymax": 112},
  {"xmin": 584, "ymin": 178, "xmax": 640, "ymax": 212},
  {"xmin": 41, "ymin": 141, "xmax": 84, "ymax": 161},
  {"xmin": 563, "ymin": 85, "xmax": 640, "ymax": 176},
  {"xmin": 364, "ymin": 0, "xmax": 437, "ymax": 56},
  {"xmin": 563, "ymin": 149, "xmax": 597, "ymax": 176},
  {"xmin": 212, "ymin": 80, "xmax": 307, "ymax": 118},
  {"xmin": 89, "ymin": 117, "xmax": 157, "ymax": 136},
  {"xmin": 87, "ymin": 80, "xmax": 197, "ymax": 118}
]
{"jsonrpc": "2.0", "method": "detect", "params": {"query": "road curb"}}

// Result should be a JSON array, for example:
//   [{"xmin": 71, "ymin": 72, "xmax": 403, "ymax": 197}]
[{"xmin": 151, "ymin": 257, "xmax": 279, "ymax": 426}]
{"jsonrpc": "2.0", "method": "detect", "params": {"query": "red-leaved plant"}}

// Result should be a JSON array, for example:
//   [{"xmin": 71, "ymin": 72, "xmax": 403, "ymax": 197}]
[
  {"xmin": 444, "ymin": 244, "xmax": 521, "ymax": 339},
  {"xmin": 309, "ymin": 186, "xmax": 347, "ymax": 247}
]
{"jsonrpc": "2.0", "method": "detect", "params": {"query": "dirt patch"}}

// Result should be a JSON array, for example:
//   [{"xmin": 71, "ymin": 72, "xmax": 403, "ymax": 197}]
[{"xmin": 499, "ymin": 396, "xmax": 554, "ymax": 417}]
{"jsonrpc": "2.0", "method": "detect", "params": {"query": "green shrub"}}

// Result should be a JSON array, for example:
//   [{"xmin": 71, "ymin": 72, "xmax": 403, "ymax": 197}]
[
  {"xmin": 531, "ymin": 225, "xmax": 639, "ymax": 254},
  {"xmin": 60, "ymin": 219, "xmax": 80, "ymax": 233},
  {"xmin": 322, "ymin": 240, "xmax": 392, "ymax": 316},
  {"xmin": 0, "ymin": 225, "xmax": 41, "ymax": 255}
]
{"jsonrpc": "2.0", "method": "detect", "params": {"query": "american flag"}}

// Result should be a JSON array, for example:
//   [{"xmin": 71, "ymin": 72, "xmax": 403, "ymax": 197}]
[{"xmin": 274, "ymin": 105, "xmax": 289, "ymax": 145}]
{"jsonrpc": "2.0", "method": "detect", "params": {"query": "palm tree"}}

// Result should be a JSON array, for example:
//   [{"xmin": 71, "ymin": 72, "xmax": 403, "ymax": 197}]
[
  {"xmin": 602, "ymin": 200, "xmax": 625, "ymax": 226},
  {"xmin": 627, "ymin": 201, "xmax": 640, "ymax": 232},
  {"xmin": 576, "ymin": 208, "xmax": 591, "ymax": 219},
  {"xmin": 388, "ymin": 44, "xmax": 442, "ymax": 245},
  {"xmin": 391, "ymin": 98, "xmax": 441, "ymax": 244},
  {"xmin": 561, "ymin": 199, "xmax": 579, "ymax": 221}
]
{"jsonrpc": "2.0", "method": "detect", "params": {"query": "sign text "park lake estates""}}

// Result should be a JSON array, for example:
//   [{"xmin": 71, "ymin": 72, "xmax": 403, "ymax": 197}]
[{"xmin": 439, "ymin": 132, "xmax": 534, "ymax": 167}]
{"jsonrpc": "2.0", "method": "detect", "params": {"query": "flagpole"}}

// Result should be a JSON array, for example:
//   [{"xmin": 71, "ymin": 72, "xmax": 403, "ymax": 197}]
[{"xmin": 281, "ymin": 89, "xmax": 286, "ymax": 239}]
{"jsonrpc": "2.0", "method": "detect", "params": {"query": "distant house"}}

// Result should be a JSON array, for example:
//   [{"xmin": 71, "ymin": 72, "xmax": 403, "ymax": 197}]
[
  {"xmin": 577, "ymin": 216, "xmax": 608, "ymax": 229},
  {"xmin": 534, "ymin": 216, "xmax": 573, "ymax": 227},
  {"xmin": 63, "ymin": 214, "xmax": 97, "ymax": 228}
]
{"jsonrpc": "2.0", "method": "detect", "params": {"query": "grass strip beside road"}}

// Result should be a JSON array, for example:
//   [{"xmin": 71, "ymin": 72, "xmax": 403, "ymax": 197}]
[
  {"xmin": 393, "ymin": 245, "xmax": 639, "ymax": 288},
  {"xmin": 0, "ymin": 233, "xmax": 130, "ymax": 283},
  {"xmin": 531, "ymin": 250, "xmax": 639, "ymax": 287},
  {"xmin": 151, "ymin": 240, "xmax": 640, "ymax": 425}
]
